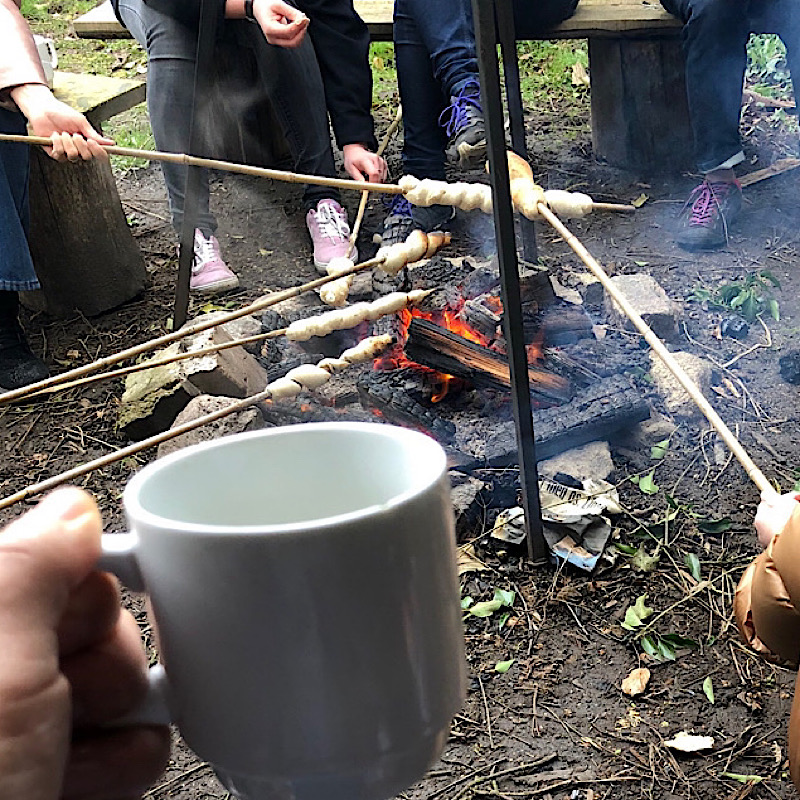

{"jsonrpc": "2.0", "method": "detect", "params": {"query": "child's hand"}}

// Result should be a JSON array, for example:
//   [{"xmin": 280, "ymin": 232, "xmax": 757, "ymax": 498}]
[{"xmin": 754, "ymin": 490, "xmax": 800, "ymax": 548}]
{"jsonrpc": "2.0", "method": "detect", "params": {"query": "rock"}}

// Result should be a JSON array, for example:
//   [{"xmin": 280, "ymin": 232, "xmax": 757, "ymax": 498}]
[
  {"xmin": 614, "ymin": 411, "xmax": 677, "ymax": 450},
  {"xmin": 649, "ymin": 351, "xmax": 713, "ymax": 418},
  {"xmin": 118, "ymin": 324, "xmax": 267, "ymax": 441},
  {"xmin": 538, "ymin": 440, "xmax": 614, "ymax": 483},
  {"xmin": 604, "ymin": 274, "xmax": 680, "ymax": 340},
  {"xmin": 157, "ymin": 395, "xmax": 263, "ymax": 459},
  {"xmin": 574, "ymin": 272, "xmax": 604, "ymax": 306},
  {"xmin": 779, "ymin": 350, "xmax": 800, "ymax": 384},
  {"xmin": 449, "ymin": 474, "xmax": 486, "ymax": 536}
]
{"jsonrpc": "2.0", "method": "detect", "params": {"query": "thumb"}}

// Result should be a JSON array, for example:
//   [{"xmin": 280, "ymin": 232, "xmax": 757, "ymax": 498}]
[{"xmin": 0, "ymin": 487, "xmax": 101, "ymax": 681}]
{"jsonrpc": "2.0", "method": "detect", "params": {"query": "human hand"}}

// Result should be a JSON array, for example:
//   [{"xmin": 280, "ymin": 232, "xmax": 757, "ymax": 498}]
[
  {"xmin": 343, "ymin": 143, "xmax": 387, "ymax": 183},
  {"xmin": 754, "ymin": 489, "xmax": 800, "ymax": 548},
  {"xmin": 253, "ymin": 0, "xmax": 310, "ymax": 47},
  {"xmin": 8, "ymin": 84, "xmax": 113, "ymax": 162},
  {"xmin": 0, "ymin": 487, "xmax": 170, "ymax": 800}
]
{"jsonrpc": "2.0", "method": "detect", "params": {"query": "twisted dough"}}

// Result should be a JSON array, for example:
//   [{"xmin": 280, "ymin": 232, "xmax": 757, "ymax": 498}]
[
  {"xmin": 267, "ymin": 334, "xmax": 394, "ymax": 401},
  {"xmin": 376, "ymin": 228, "xmax": 451, "ymax": 276},
  {"xmin": 285, "ymin": 289, "xmax": 430, "ymax": 342},
  {"xmin": 319, "ymin": 256, "xmax": 355, "ymax": 308},
  {"xmin": 399, "ymin": 175, "xmax": 493, "ymax": 214}
]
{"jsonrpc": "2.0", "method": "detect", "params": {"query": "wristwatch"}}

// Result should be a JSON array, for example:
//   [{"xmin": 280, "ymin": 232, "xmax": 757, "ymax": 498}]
[{"xmin": 244, "ymin": 0, "xmax": 256, "ymax": 20}]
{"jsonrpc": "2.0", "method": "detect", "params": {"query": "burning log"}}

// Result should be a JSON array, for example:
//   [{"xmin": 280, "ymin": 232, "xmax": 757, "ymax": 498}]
[
  {"xmin": 405, "ymin": 318, "xmax": 570, "ymax": 404},
  {"xmin": 483, "ymin": 375, "xmax": 649, "ymax": 464}
]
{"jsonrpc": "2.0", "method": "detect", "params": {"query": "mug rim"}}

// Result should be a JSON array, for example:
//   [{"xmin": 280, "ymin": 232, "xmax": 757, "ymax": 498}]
[{"xmin": 123, "ymin": 421, "xmax": 448, "ymax": 535}]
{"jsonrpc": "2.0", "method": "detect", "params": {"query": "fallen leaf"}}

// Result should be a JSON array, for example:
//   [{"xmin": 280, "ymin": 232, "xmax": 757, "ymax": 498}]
[
  {"xmin": 621, "ymin": 594, "xmax": 653, "ymax": 631},
  {"xmin": 721, "ymin": 772, "xmax": 763, "ymax": 784},
  {"xmin": 664, "ymin": 731, "xmax": 714, "ymax": 752},
  {"xmin": 632, "ymin": 193, "xmax": 649, "ymax": 208},
  {"xmin": 457, "ymin": 544, "xmax": 489, "ymax": 575},
  {"xmin": 631, "ymin": 545, "xmax": 660, "ymax": 573},
  {"xmin": 703, "ymin": 676, "xmax": 715, "ymax": 704},
  {"xmin": 495, "ymin": 659, "xmax": 515, "ymax": 673},
  {"xmin": 621, "ymin": 667, "xmax": 651, "ymax": 696}
]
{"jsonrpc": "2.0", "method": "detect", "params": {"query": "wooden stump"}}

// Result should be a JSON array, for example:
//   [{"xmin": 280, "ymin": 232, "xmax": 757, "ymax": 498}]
[
  {"xmin": 589, "ymin": 36, "xmax": 694, "ymax": 174},
  {"xmin": 23, "ymin": 149, "xmax": 147, "ymax": 318}
]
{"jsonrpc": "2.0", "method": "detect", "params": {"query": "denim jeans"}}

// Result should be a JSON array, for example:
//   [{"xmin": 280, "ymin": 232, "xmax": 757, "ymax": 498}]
[
  {"xmin": 660, "ymin": 0, "xmax": 800, "ymax": 172},
  {"xmin": 0, "ymin": 108, "xmax": 39, "ymax": 291},
  {"xmin": 393, "ymin": 0, "xmax": 578, "ymax": 180},
  {"xmin": 116, "ymin": 0, "xmax": 339, "ymax": 232}
]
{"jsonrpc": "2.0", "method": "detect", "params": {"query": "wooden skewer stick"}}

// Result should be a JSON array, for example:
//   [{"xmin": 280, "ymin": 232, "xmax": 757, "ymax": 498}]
[
  {"xmin": 0, "ymin": 133, "xmax": 404, "ymax": 196},
  {"xmin": 0, "ymin": 386, "xmax": 276, "ymax": 511},
  {"xmin": 590, "ymin": 202, "xmax": 636, "ymax": 214},
  {"xmin": 347, "ymin": 106, "xmax": 404, "ymax": 259},
  {"xmin": 536, "ymin": 201, "xmax": 775, "ymax": 496},
  {"xmin": 0, "ymin": 255, "xmax": 384, "ymax": 406},
  {"xmin": 23, "ymin": 330, "xmax": 286, "ymax": 399}
]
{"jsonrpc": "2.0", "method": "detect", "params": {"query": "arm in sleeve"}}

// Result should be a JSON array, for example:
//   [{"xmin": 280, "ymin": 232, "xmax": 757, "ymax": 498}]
[
  {"xmin": 0, "ymin": 0, "xmax": 48, "ymax": 97},
  {"xmin": 298, "ymin": 0, "xmax": 377, "ymax": 150}
]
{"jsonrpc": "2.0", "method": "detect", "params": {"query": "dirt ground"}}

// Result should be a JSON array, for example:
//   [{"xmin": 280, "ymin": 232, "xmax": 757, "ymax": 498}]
[{"xmin": 2, "ymin": 74, "xmax": 800, "ymax": 800}]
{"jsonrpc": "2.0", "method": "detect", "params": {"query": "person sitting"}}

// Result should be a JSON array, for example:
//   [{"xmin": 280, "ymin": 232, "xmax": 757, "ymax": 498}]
[
  {"xmin": 0, "ymin": 0, "xmax": 112, "ymax": 390},
  {"xmin": 113, "ymin": 0, "xmax": 387, "ymax": 291},
  {"xmin": 382, "ymin": 0, "xmax": 578, "ymax": 247},
  {"xmin": 659, "ymin": 0, "xmax": 799, "ymax": 249},
  {"xmin": 734, "ymin": 489, "xmax": 800, "ymax": 791}
]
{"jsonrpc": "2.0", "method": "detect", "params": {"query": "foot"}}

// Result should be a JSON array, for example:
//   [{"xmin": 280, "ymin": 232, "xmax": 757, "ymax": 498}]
[
  {"xmin": 412, "ymin": 204, "xmax": 456, "ymax": 234},
  {"xmin": 0, "ymin": 323, "xmax": 49, "ymax": 392},
  {"xmin": 380, "ymin": 195, "xmax": 414, "ymax": 247},
  {"xmin": 306, "ymin": 199, "xmax": 356, "ymax": 273},
  {"xmin": 439, "ymin": 79, "xmax": 487, "ymax": 168},
  {"xmin": 675, "ymin": 179, "xmax": 742, "ymax": 250},
  {"xmin": 191, "ymin": 230, "xmax": 240, "ymax": 294}
]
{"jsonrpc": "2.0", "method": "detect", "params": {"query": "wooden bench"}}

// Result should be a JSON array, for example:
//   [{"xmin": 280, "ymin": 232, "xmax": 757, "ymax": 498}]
[
  {"xmin": 73, "ymin": 0, "xmax": 692, "ymax": 172},
  {"xmin": 23, "ymin": 70, "xmax": 148, "ymax": 318}
]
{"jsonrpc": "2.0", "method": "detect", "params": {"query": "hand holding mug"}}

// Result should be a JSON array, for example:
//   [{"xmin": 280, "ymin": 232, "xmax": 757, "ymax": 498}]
[{"xmin": 0, "ymin": 488, "xmax": 169, "ymax": 800}]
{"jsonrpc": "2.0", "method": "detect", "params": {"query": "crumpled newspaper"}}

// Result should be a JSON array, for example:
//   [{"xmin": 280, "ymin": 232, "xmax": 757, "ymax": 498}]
[{"xmin": 491, "ymin": 478, "xmax": 620, "ymax": 570}]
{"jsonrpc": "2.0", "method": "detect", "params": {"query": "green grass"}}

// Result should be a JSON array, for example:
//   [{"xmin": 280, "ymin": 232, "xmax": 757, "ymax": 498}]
[{"xmin": 746, "ymin": 33, "xmax": 792, "ymax": 100}]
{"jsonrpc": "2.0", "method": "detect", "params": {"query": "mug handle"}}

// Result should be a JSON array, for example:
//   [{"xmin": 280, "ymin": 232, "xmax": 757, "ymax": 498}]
[{"xmin": 98, "ymin": 533, "xmax": 173, "ymax": 727}]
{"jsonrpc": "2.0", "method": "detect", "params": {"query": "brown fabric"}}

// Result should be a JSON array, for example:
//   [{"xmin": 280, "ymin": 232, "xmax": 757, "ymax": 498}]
[
  {"xmin": 735, "ymin": 504, "xmax": 800, "ymax": 792},
  {"xmin": 0, "ymin": 0, "xmax": 48, "ymax": 97}
]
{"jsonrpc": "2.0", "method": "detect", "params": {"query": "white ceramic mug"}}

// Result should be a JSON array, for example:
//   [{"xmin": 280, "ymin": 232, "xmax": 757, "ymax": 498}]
[
  {"xmin": 99, "ymin": 422, "xmax": 466, "ymax": 800},
  {"xmin": 33, "ymin": 35, "xmax": 57, "ymax": 89}
]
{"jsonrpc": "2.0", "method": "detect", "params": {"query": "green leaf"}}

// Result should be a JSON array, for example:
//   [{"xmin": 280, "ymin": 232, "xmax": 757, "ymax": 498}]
[
  {"xmin": 634, "ymin": 260, "xmax": 649, "ymax": 267},
  {"xmin": 461, "ymin": 596, "xmax": 475, "ymax": 610},
  {"xmin": 697, "ymin": 517, "xmax": 732, "ymax": 534},
  {"xmin": 637, "ymin": 470, "xmax": 660, "ymax": 495},
  {"xmin": 494, "ymin": 588, "xmax": 516, "ymax": 607},
  {"xmin": 685, "ymin": 553, "xmax": 701, "ymax": 581},
  {"xmin": 660, "ymin": 633, "xmax": 699, "ymax": 649},
  {"xmin": 494, "ymin": 659, "xmax": 515, "ymax": 673},
  {"xmin": 469, "ymin": 599, "xmax": 503, "ymax": 617},
  {"xmin": 769, "ymin": 298, "xmax": 780, "ymax": 321},
  {"xmin": 631, "ymin": 545, "xmax": 660, "ymax": 573},
  {"xmin": 656, "ymin": 639, "xmax": 677, "ymax": 661},
  {"xmin": 641, "ymin": 635, "xmax": 659, "ymax": 657},
  {"xmin": 651, "ymin": 439, "xmax": 670, "ymax": 459},
  {"xmin": 616, "ymin": 543, "xmax": 638, "ymax": 555},
  {"xmin": 703, "ymin": 676, "xmax": 715, "ymax": 704},
  {"xmin": 759, "ymin": 269, "xmax": 781, "ymax": 288},
  {"xmin": 730, "ymin": 290, "xmax": 747, "ymax": 309},
  {"xmin": 498, "ymin": 611, "xmax": 511, "ymax": 629},
  {"xmin": 721, "ymin": 773, "xmax": 763, "ymax": 784},
  {"xmin": 622, "ymin": 594, "xmax": 654, "ymax": 631}
]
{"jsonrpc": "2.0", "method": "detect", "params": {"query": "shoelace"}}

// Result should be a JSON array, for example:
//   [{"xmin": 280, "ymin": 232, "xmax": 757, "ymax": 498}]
[
  {"xmin": 313, "ymin": 202, "xmax": 349, "ymax": 242},
  {"xmin": 194, "ymin": 233, "xmax": 223, "ymax": 269},
  {"xmin": 439, "ymin": 80, "xmax": 483, "ymax": 137},
  {"xmin": 383, "ymin": 194, "xmax": 413, "ymax": 217},
  {"xmin": 685, "ymin": 181, "xmax": 728, "ymax": 227}
]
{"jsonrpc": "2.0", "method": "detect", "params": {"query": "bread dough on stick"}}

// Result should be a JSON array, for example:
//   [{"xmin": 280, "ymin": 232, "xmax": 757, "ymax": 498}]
[
  {"xmin": 543, "ymin": 189, "xmax": 594, "ymax": 219},
  {"xmin": 399, "ymin": 175, "xmax": 493, "ymax": 214},
  {"xmin": 376, "ymin": 228, "xmax": 452, "ymax": 276},
  {"xmin": 320, "ymin": 256, "xmax": 355, "ymax": 307}
]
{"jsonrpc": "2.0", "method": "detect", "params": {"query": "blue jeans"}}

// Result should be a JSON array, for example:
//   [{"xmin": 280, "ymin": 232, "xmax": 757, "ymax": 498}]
[
  {"xmin": 660, "ymin": 0, "xmax": 800, "ymax": 172},
  {"xmin": 116, "ymin": 0, "xmax": 339, "ymax": 232},
  {"xmin": 393, "ymin": 0, "xmax": 577, "ymax": 180},
  {"xmin": 0, "ymin": 108, "xmax": 39, "ymax": 291}
]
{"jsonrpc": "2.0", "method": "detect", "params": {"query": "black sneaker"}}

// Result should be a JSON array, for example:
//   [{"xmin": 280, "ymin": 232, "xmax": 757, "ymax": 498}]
[
  {"xmin": 675, "ymin": 179, "xmax": 743, "ymax": 250},
  {"xmin": 412, "ymin": 203, "xmax": 456, "ymax": 233},
  {"xmin": 0, "ymin": 292, "xmax": 49, "ymax": 391},
  {"xmin": 381, "ymin": 194, "xmax": 414, "ymax": 247},
  {"xmin": 439, "ymin": 79, "xmax": 486, "ymax": 168}
]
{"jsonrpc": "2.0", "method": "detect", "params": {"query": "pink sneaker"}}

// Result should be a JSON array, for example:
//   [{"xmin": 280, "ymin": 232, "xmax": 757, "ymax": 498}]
[
  {"xmin": 306, "ymin": 199, "xmax": 357, "ymax": 272},
  {"xmin": 190, "ymin": 230, "xmax": 239, "ymax": 294}
]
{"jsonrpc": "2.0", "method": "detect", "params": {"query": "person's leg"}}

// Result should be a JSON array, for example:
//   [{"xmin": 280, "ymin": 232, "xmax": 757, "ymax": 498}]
[
  {"xmin": 660, "ymin": 0, "xmax": 749, "ymax": 249},
  {"xmin": 0, "ymin": 108, "xmax": 49, "ymax": 389},
  {"xmin": 117, "ymin": 0, "xmax": 239, "ymax": 292},
  {"xmin": 512, "ymin": 0, "xmax": 578, "ymax": 38}
]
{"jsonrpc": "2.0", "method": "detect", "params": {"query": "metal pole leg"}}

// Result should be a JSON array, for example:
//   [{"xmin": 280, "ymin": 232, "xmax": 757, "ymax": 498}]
[
  {"xmin": 494, "ymin": 0, "xmax": 538, "ymax": 263},
  {"xmin": 472, "ymin": 0, "xmax": 547, "ymax": 561}
]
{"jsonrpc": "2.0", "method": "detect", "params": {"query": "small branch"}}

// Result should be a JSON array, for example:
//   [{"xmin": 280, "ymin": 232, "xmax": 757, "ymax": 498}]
[{"xmin": 722, "ymin": 315, "xmax": 772, "ymax": 369}]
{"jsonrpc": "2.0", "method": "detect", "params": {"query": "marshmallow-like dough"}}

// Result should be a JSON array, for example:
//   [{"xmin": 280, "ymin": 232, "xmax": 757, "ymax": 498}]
[
  {"xmin": 267, "ymin": 376, "xmax": 303, "ymax": 401},
  {"xmin": 376, "ymin": 244, "xmax": 407, "ymax": 276},
  {"xmin": 284, "ymin": 364, "xmax": 332, "ymax": 391},
  {"xmin": 320, "ymin": 256, "xmax": 356, "ymax": 307},
  {"xmin": 400, "ymin": 175, "xmax": 493, "ymax": 214},
  {"xmin": 340, "ymin": 334, "xmax": 393, "ymax": 364},
  {"xmin": 366, "ymin": 292, "xmax": 408, "ymax": 320},
  {"xmin": 318, "ymin": 357, "xmax": 350, "ymax": 373},
  {"xmin": 404, "ymin": 229, "xmax": 429, "ymax": 263},
  {"xmin": 544, "ymin": 189, "xmax": 594, "ymax": 219}
]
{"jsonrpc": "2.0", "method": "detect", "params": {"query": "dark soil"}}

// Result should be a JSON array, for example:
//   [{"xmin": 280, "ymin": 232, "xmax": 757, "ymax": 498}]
[{"xmin": 2, "ymin": 88, "xmax": 800, "ymax": 800}]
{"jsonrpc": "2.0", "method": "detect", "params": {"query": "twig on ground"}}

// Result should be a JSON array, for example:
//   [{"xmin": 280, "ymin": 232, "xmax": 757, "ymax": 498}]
[{"xmin": 477, "ymin": 674, "xmax": 494, "ymax": 749}]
